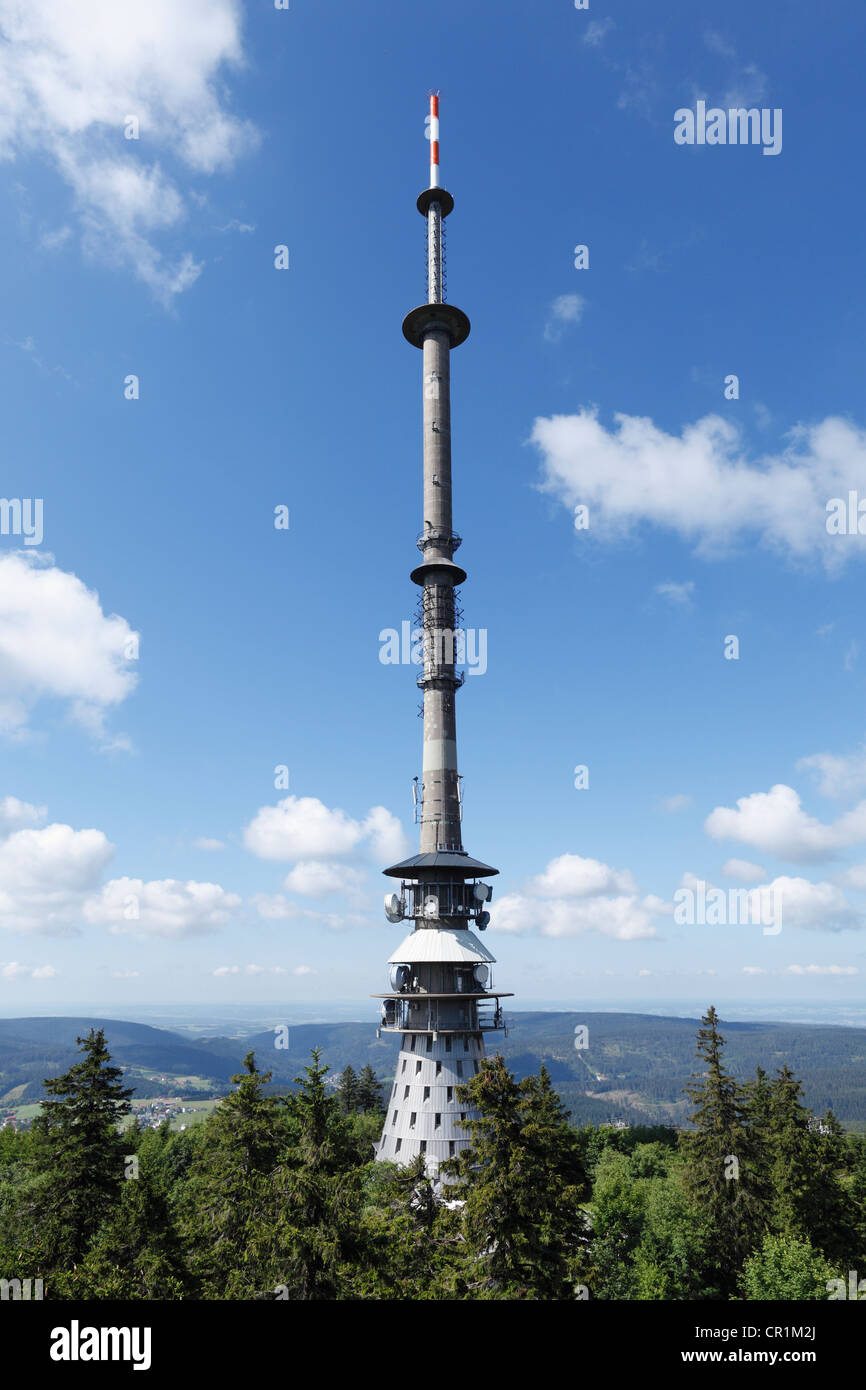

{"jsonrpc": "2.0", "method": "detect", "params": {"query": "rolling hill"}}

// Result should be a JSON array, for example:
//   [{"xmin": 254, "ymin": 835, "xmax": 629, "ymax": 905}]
[{"xmin": 2, "ymin": 1011, "xmax": 865, "ymax": 1129}]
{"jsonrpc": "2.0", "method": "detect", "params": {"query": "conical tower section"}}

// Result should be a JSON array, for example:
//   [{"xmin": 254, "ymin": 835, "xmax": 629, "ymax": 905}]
[{"xmin": 374, "ymin": 94, "xmax": 511, "ymax": 1174}]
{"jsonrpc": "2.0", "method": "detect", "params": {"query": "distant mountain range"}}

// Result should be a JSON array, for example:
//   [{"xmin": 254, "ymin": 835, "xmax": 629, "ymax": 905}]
[{"xmin": 2, "ymin": 1011, "xmax": 865, "ymax": 1129}]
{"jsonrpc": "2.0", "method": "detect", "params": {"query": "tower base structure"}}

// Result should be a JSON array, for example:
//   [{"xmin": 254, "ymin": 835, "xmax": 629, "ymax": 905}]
[{"xmin": 373, "ymin": 918, "xmax": 510, "ymax": 1175}]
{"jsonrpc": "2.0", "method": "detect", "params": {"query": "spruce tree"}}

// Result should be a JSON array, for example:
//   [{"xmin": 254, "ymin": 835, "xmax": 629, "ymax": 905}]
[
  {"xmin": 276, "ymin": 1049, "xmax": 368, "ymax": 1299},
  {"xmin": 442, "ymin": 1055, "xmax": 587, "ymax": 1298},
  {"xmin": 681, "ymin": 1007, "xmax": 766, "ymax": 1294},
  {"xmin": 356, "ymin": 1064, "xmax": 384, "ymax": 1114},
  {"xmin": 763, "ymin": 1067, "xmax": 848, "ymax": 1261},
  {"xmin": 31, "ymin": 1028, "xmax": 133, "ymax": 1268},
  {"xmin": 56, "ymin": 1124, "xmax": 191, "ymax": 1299},
  {"xmin": 180, "ymin": 1051, "xmax": 287, "ymax": 1298},
  {"xmin": 337, "ymin": 1065, "xmax": 360, "ymax": 1114}
]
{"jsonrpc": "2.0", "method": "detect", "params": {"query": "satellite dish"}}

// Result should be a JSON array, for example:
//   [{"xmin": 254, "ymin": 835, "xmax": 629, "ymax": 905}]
[
  {"xmin": 384, "ymin": 892, "xmax": 403, "ymax": 924},
  {"xmin": 476, "ymin": 911, "xmax": 490, "ymax": 930},
  {"xmin": 389, "ymin": 963, "xmax": 411, "ymax": 991},
  {"xmin": 473, "ymin": 882, "xmax": 491, "ymax": 902},
  {"xmin": 473, "ymin": 963, "xmax": 489, "ymax": 987},
  {"xmin": 423, "ymin": 895, "xmax": 439, "ymax": 919}
]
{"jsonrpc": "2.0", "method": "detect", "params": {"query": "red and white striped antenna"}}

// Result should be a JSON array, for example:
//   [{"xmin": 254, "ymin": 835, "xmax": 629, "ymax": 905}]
[{"xmin": 427, "ymin": 90, "xmax": 440, "ymax": 188}]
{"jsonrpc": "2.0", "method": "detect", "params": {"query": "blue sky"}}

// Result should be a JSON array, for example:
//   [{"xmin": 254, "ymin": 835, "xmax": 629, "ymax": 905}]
[{"xmin": 2, "ymin": 0, "xmax": 866, "ymax": 1015}]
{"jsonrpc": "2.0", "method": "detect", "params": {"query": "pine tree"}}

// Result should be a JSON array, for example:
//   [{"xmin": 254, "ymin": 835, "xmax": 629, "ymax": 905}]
[
  {"xmin": 56, "ymin": 1125, "xmax": 191, "ymax": 1299},
  {"xmin": 31, "ymin": 1029, "xmax": 133, "ymax": 1268},
  {"xmin": 763, "ymin": 1068, "xmax": 848, "ymax": 1260},
  {"xmin": 179, "ymin": 1051, "xmax": 288, "ymax": 1298},
  {"xmin": 276, "ymin": 1049, "xmax": 369, "ymax": 1299},
  {"xmin": 442, "ymin": 1055, "xmax": 588, "ymax": 1298},
  {"xmin": 337, "ymin": 1065, "xmax": 360, "ymax": 1114},
  {"xmin": 356, "ymin": 1064, "xmax": 384, "ymax": 1115},
  {"xmin": 681, "ymin": 1007, "xmax": 766, "ymax": 1295}
]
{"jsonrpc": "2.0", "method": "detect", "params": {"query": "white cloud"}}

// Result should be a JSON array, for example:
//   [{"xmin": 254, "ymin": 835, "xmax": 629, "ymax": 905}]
[
  {"xmin": 0, "ymin": 822, "xmax": 114, "ymax": 932},
  {"xmin": 532, "ymin": 410, "xmax": 866, "ymax": 569},
  {"xmin": 84, "ymin": 876, "xmax": 241, "ymax": 937},
  {"xmin": 704, "ymin": 31, "xmax": 737, "ymax": 58},
  {"xmin": 0, "ymin": 795, "xmax": 46, "ymax": 835},
  {"xmin": 493, "ymin": 852, "xmax": 654, "ymax": 939},
  {"xmin": 655, "ymin": 580, "xmax": 694, "ymax": 605},
  {"xmin": 583, "ymin": 18, "xmax": 614, "ymax": 47},
  {"xmin": 544, "ymin": 294, "xmax": 584, "ymax": 343},
  {"xmin": 526, "ymin": 853, "xmax": 636, "ymax": 899},
  {"xmin": 785, "ymin": 963, "xmax": 858, "ymax": 976},
  {"xmin": 243, "ymin": 795, "xmax": 407, "ymax": 865},
  {"xmin": 361, "ymin": 806, "xmax": 408, "ymax": 864},
  {"xmin": 249, "ymin": 892, "xmax": 367, "ymax": 933},
  {"xmin": 111, "ymin": 969, "xmax": 140, "ymax": 979},
  {"xmin": 799, "ymin": 744, "xmax": 866, "ymax": 800},
  {"xmin": 283, "ymin": 860, "xmax": 365, "ymax": 899},
  {"xmin": 493, "ymin": 891, "xmax": 656, "ymax": 940},
  {"xmin": 769, "ymin": 876, "xmax": 862, "ymax": 932},
  {"xmin": 722, "ymin": 858, "xmax": 767, "ymax": 882},
  {"xmin": 742, "ymin": 966, "xmax": 767, "ymax": 975},
  {"xmin": 194, "ymin": 837, "xmax": 225, "ymax": 851},
  {"xmin": 0, "ymin": 960, "xmax": 56, "ymax": 979},
  {"xmin": 0, "ymin": 0, "xmax": 257, "ymax": 301},
  {"xmin": 0, "ymin": 552, "xmax": 138, "ymax": 742},
  {"xmin": 660, "ymin": 794, "xmax": 692, "ymax": 814},
  {"xmin": 705, "ymin": 784, "xmax": 866, "ymax": 861},
  {"xmin": 293, "ymin": 965, "xmax": 316, "ymax": 976}
]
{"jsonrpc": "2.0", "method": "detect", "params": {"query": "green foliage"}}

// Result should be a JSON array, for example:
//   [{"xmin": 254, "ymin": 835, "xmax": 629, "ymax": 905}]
[
  {"xmin": 680, "ymin": 1006, "xmax": 768, "ymax": 1295},
  {"xmin": 442, "ymin": 1056, "xmax": 588, "ymax": 1298},
  {"xmin": 1, "ymin": 1016, "xmax": 863, "ymax": 1302},
  {"xmin": 178, "ymin": 1050, "xmax": 289, "ymax": 1298},
  {"xmin": 741, "ymin": 1233, "xmax": 836, "ymax": 1300},
  {"xmin": 29, "ymin": 1029, "xmax": 133, "ymax": 1270}
]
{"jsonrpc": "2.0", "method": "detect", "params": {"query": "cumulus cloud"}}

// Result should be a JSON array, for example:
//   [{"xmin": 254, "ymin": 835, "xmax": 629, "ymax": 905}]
[
  {"xmin": 0, "ymin": 795, "xmax": 46, "ymax": 835},
  {"xmin": 798, "ymin": 744, "xmax": 866, "ymax": 800},
  {"xmin": 722, "ymin": 858, "xmax": 768, "ymax": 882},
  {"xmin": 491, "ymin": 852, "xmax": 654, "ymax": 940},
  {"xmin": 532, "ymin": 410, "xmax": 866, "ymax": 569},
  {"xmin": 493, "ymin": 892, "xmax": 655, "ymax": 940},
  {"xmin": 526, "ymin": 853, "xmax": 636, "ymax": 898},
  {"xmin": 767, "ymin": 876, "xmax": 862, "ymax": 932},
  {"xmin": 742, "ymin": 966, "xmax": 767, "ymax": 975},
  {"xmin": 0, "ymin": 821, "xmax": 114, "ymax": 932},
  {"xmin": 0, "ymin": 0, "xmax": 257, "ymax": 301},
  {"xmin": 544, "ymin": 294, "xmax": 584, "ymax": 343},
  {"xmin": 705, "ymin": 784, "xmax": 866, "ymax": 862},
  {"xmin": 283, "ymin": 860, "xmax": 365, "ymax": 899},
  {"xmin": 0, "ymin": 960, "xmax": 56, "ymax": 979},
  {"xmin": 0, "ymin": 552, "xmax": 138, "ymax": 742},
  {"xmin": 243, "ymin": 795, "xmax": 407, "ymax": 865},
  {"xmin": 83, "ymin": 876, "xmax": 241, "ymax": 937},
  {"xmin": 249, "ymin": 892, "xmax": 367, "ymax": 932}
]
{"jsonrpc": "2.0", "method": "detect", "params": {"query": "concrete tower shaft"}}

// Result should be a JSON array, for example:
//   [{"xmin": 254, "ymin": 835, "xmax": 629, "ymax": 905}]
[{"xmin": 376, "ymin": 94, "xmax": 510, "ymax": 1176}]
